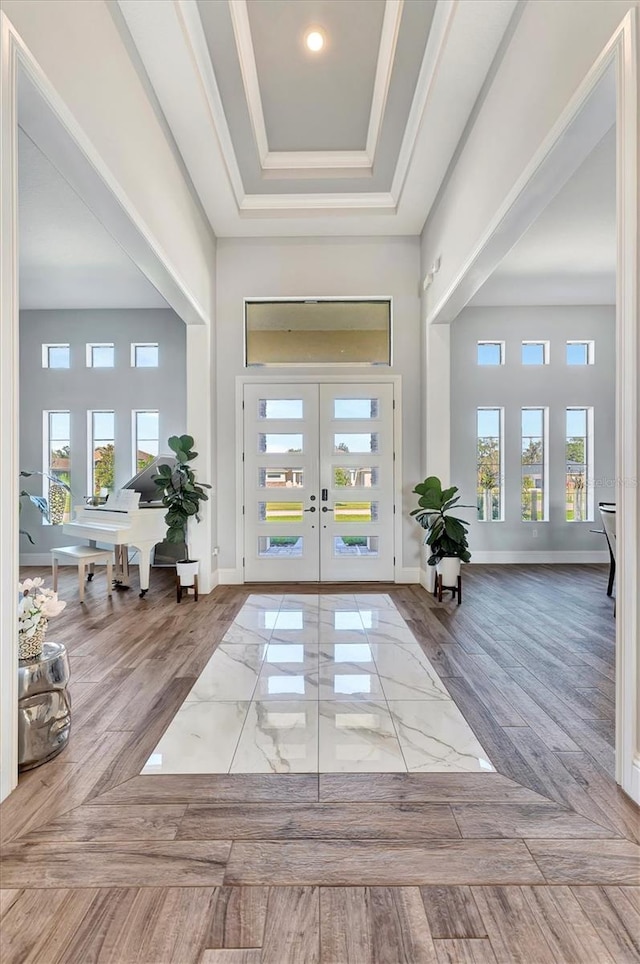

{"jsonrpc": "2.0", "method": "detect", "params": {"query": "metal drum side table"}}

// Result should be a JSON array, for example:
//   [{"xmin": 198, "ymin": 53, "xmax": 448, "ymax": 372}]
[{"xmin": 18, "ymin": 641, "xmax": 71, "ymax": 771}]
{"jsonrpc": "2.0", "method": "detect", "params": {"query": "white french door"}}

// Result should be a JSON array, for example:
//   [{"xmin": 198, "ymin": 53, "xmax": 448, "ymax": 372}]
[{"xmin": 243, "ymin": 383, "xmax": 395, "ymax": 582}]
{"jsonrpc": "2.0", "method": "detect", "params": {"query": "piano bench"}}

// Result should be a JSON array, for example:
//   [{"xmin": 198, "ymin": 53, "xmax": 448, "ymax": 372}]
[{"xmin": 51, "ymin": 546, "xmax": 114, "ymax": 604}]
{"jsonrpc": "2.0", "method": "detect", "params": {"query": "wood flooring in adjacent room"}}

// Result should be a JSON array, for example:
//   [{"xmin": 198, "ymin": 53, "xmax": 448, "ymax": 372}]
[{"xmin": 1, "ymin": 564, "xmax": 638, "ymax": 963}]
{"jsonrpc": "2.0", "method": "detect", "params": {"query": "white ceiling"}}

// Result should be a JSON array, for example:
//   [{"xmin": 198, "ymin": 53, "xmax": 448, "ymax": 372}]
[
  {"xmin": 117, "ymin": 0, "xmax": 519, "ymax": 236},
  {"xmin": 18, "ymin": 130, "xmax": 168, "ymax": 310},
  {"xmin": 469, "ymin": 126, "xmax": 616, "ymax": 307}
]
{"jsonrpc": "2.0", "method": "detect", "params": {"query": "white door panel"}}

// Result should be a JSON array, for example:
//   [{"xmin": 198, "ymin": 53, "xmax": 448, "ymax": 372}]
[{"xmin": 243, "ymin": 383, "xmax": 395, "ymax": 582}]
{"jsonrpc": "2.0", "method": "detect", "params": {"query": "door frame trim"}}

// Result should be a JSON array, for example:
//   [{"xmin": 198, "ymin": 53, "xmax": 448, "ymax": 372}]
[{"xmin": 234, "ymin": 375, "xmax": 403, "ymax": 585}]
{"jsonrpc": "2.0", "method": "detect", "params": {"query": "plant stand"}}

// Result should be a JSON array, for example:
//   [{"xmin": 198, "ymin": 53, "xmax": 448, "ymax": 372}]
[
  {"xmin": 434, "ymin": 572, "xmax": 462, "ymax": 605},
  {"xmin": 176, "ymin": 573, "xmax": 198, "ymax": 603}
]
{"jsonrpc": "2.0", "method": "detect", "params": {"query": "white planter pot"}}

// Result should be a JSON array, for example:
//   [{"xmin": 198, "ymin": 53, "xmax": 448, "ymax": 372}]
[
  {"xmin": 436, "ymin": 557, "xmax": 461, "ymax": 586},
  {"xmin": 176, "ymin": 559, "xmax": 199, "ymax": 587}
]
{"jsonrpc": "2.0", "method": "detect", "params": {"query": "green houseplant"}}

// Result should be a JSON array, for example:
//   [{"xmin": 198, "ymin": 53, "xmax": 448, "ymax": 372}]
[
  {"xmin": 410, "ymin": 476, "xmax": 471, "ymax": 584},
  {"xmin": 153, "ymin": 435, "xmax": 210, "ymax": 588}
]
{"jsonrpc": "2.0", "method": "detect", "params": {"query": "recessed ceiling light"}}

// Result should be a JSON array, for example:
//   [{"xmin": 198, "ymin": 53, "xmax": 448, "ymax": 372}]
[{"xmin": 305, "ymin": 29, "xmax": 325, "ymax": 53}]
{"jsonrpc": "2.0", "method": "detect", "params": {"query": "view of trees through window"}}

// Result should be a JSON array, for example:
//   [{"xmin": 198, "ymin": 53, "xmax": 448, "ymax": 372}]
[
  {"xmin": 521, "ymin": 408, "xmax": 545, "ymax": 521},
  {"xmin": 477, "ymin": 409, "xmax": 502, "ymax": 521},
  {"xmin": 566, "ymin": 408, "xmax": 590, "ymax": 521},
  {"xmin": 91, "ymin": 411, "xmax": 115, "ymax": 496}
]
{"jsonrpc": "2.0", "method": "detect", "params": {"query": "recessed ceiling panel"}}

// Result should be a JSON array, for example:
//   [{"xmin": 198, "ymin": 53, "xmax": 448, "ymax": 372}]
[
  {"xmin": 196, "ymin": 0, "xmax": 435, "ymax": 194},
  {"xmin": 247, "ymin": 0, "xmax": 385, "ymax": 152}
]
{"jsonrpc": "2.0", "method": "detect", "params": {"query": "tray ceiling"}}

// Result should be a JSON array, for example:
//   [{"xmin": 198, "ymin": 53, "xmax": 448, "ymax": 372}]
[{"xmin": 117, "ymin": 0, "xmax": 519, "ymax": 236}]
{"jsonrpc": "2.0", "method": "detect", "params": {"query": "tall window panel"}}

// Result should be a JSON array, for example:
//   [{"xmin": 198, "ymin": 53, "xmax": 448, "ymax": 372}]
[
  {"xmin": 477, "ymin": 408, "xmax": 503, "ymax": 521},
  {"xmin": 133, "ymin": 411, "xmax": 159, "ymax": 473},
  {"xmin": 521, "ymin": 408, "xmax": 547, "ymax": 521},
  {"xmin": 90, "ymin": 411, "xmax": 115, "ymax": 496},
  {"xmin": 43, "ymin": 411, "xmax": 71, "ymax": 524},
  {"xmin": 566, "ymin": 407, "xmax": 593, "ymax": 521}
]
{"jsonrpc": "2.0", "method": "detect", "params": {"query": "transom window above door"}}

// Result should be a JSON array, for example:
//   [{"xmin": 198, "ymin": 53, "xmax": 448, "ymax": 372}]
[{"xmin": 245, "ymin": 299, "xmax": 392, "ymax": 366}]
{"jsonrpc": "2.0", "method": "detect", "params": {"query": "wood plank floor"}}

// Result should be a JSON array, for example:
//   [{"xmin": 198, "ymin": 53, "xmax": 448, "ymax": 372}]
[{"xmin": 1, "ymin": 564, "xmax": 639, "ymax": 963}]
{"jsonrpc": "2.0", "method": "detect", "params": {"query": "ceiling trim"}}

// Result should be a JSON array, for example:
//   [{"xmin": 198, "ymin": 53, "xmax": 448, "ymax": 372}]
[
  {"xmin": 227, "ymin": 0, "xmax": 403, "ymax": 178},
  {"xmin": 238, "ymin": 192, "xmax": 396, "ymax": 214}
]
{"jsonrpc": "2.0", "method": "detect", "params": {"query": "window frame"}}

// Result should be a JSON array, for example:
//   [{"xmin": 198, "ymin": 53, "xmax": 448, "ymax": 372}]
[
  {"xmin": 521, "ymin": 340, "xmax": 550, "ymax": 365},
  {"xmin": 88, "ymin": 409, "xmax": 116, "ymax": 497},
  {"xmin": 566, "ymin": 340, "xmax": 595, "ymax": 365},
  {"xmin": 244, "ymin": 297, "xmax": 393, "ymax": 368},
  {"xmin": 565, "ymin": 406, "xmax": 595, "ymax": 522},
  {"xmin": 132, "ymin": 409, "xmax": 160, "ymax": 475},
  {"xmin": 476, "ymin": 406, "xmax": 505, "ymax": 522},
  {"xmin": 520, "ymin": 406, "xmax": 549, "ymax": 522},
  {"xmin": 476, "ymin": 341, "xmax": 505, "ymax": 366},
  {"xmin": 41, "ymin": 344, "xmax": 70, "ymax": 369},
  {"xmin": 42, "ymin": 410, "xmax": 71, "ymax": 525},
  {"xmin": 131, "ymin": 342, "xmax": 159, "ymax": 367},
  {"xmin": 86, "ymin": 343, "xmax": 115, "ymax": 368}
]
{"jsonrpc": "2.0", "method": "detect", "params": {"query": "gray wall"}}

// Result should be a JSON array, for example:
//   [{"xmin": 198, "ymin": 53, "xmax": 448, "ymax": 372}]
[
  {"xmin": 20, "ymin": 309, "xmax": 186, "ymax": 557},
  {"xmin": 450, "ymin": 306, "xmax": 615, "ymax": 556}
]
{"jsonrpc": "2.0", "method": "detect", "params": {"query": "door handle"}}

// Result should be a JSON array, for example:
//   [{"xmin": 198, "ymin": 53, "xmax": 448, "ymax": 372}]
[
  {"xmin": 321, "ymin": 488, "xmax": 328, "ymax": 502},
  {"xmin": 304, "ymin": 506, "xmax": 316, "ymax": 513},
  {"xmin": 321, "ymin": 506, "xmax": 331, "ymax": 513}
]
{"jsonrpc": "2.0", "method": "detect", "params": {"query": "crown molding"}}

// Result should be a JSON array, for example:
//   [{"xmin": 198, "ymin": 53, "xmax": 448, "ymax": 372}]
[
  {"xmin": 228, "ymin": 0, "xmax": 403, "ymax": 178},
  {"xmin": 239, "ymin": 192, "xmax": 396, "ymax": 214}
]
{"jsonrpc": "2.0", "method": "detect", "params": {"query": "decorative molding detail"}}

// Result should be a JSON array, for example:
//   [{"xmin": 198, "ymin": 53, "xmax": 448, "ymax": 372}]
[
  {"xmin": 176, "ymin": 0, "xmax": 246, "ymax": 205},
  {"xmin": 391, "ymin": 0, "xmax": 456, "ymax": 203},
  {"xmin": 239, "ymin": 192, "xmax": 396, "ymax": 213},
  {"xmin": 228, "ymin": 0, "xmax": 403, "ymax": 178}
]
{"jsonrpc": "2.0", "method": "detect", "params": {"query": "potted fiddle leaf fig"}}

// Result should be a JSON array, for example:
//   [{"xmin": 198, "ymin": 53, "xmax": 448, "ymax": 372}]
[
  {"xmin": 410, "ymin": 475, "xmax": 472, "ymax": 585},
  {"xmin": 153, "ymin": 435, "xmax": 210, "ymax": 590}
]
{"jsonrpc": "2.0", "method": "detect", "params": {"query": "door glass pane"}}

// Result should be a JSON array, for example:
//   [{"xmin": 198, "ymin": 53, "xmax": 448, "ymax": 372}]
[
  {"xmin": 259, "ymin": 399, "xmax": 303, "ymax": 419},
  {"xmin": 333, "ymin": 399, "xmax": 379, "ymax": 419},
  {"xmin": 334, "ymin": 502, "xmax": 378, "ymax": 523},
  {"xmin": 334, "ymin": 433, "xmax": 379, "ymax": 454},
  {"xmin": 258, "ymin": 536, "xmax": 303, "ymax": 557},
  {"xmin": 333, "ymin": 536, "xmax": 379, "ymax": 557},
  {"xmin": 333, "ymin": 466, "xmax": 378, "ymax": 487},
  {"xmin": 259, "ymin": 468, "xmax": 304, "ymax": 488},
  {"xmin": 259, "ymin": 434, "xmax": 303, "ymax": 453},
  {"xmin": 259, "ymin": 502, "xmax": 304, "ymax": 523}
]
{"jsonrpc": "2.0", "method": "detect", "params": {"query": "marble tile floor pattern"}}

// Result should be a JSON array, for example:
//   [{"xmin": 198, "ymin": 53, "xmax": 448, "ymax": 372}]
[{"xmin": 143, "ymin": 593, "xmax": 494, "ymax": 776}]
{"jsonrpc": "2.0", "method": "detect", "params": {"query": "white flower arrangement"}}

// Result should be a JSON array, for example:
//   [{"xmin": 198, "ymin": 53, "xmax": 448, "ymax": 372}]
[{"xmin": 18, "ymin": 577, "xmax": 66, "ymax": 641}]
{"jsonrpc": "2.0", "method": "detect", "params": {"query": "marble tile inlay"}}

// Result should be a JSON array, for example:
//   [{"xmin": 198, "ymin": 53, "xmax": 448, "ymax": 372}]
[{"xmin": 141, "ymin": 594, "xmax": 494, "ymax": 775}]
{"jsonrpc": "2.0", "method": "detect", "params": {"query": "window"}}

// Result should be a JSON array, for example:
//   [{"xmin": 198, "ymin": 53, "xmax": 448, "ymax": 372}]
[
  {"xmin": 477, "ymin": 408, "xmax": 503, "ymax": 521},
  {"xmin": 89, "ymin": 411, "xmax": 115, "ymax": 496},
  {"xmin": 566, "ymin": 341, "xmax": 595, "ymax": 365},
  {"xmin": 131, "ymin": 343, "xmax": 159, "ymax": 367},
  {"xmin": 87, "ymin": 343, "xmax": 115, "ymax": 367},
  {"xmin": 42, "ymin": 344, "xmax": 70, "ymax": 369},
  {"xmin": 133, "ymin": 411, "xmax": 159, "ymax": 474},
  {"xmin": 477, "ymin": 342, "xmax": 504, "ymax": 365},
  {"xmin": 522, "ymin": 341, "xmax": 549, "ymax": 365},
  {"xmin": 245, "ymin": 299, "xmax": 391, "ymax": 366},
  {"xmin": 521, "ymin": 408, "xmax": 548, "ymax": 521},
  {"xmin": 43, "ymin": 411, "xmax": 71, "ymax": 524},
  {"xmin": 566, "ymin": 408, "xmax": 593, "ymax": 521}
]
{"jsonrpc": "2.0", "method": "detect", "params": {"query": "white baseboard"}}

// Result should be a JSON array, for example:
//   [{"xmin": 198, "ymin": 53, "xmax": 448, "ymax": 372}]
[
  {"xmin": 469, "ymin": 551, "xmax": 609, "ymax": 564},
  {"xmin": 420, "ymin": 567, "xmax": 436, "ymax": 591},
  {"xmin": 217, "ymin": 568, "xmax": 244, "ymax": 584},
  {"xmin": 394, "ymin": 567, "xmax": 420, "ymax": 584}
]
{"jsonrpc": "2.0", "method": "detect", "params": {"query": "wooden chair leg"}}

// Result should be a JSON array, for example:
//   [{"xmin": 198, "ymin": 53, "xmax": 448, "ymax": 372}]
[
  {"xmin": 437, "ymin": 574, "xmax": 443, "ymax": 603},
  {"xmin": 457, "ymin": 574, "xmax": 462, "ymax": 605},
  {"xmin": 193, "ymin": 574, "xmax": 199, "ymax": 602},
  {"xmin": 78, "ymin": 562, "xmax": 85, "ymax": 603},
  {"xmin": 106, "ymin": 558, "xmax": 113, "ymax": 597}
]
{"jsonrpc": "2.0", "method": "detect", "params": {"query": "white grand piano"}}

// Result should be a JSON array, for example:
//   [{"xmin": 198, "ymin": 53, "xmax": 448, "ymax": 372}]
[{"xmin": 63, "ymin": 457, "xmax": 175, "ymax": 597}]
